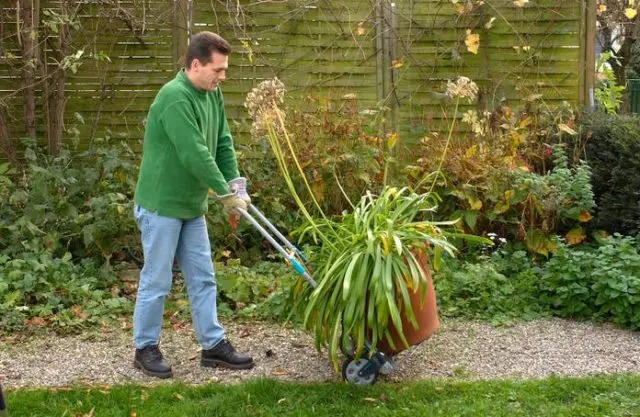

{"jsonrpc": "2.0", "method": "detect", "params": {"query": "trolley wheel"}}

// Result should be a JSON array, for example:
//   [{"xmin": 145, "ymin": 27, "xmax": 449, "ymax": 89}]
[{"xmin": 341, "ymin": 357, "xmax": 378, "ymax": 385}]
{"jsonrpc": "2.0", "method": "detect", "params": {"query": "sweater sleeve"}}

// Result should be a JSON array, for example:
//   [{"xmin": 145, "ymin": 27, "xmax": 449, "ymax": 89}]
[
  {"xmin": 160, "ymin": 100, "xmax": 231, "ymax": 195},
  {"xmin": 215, "ymin": 89, "xmax": 241, "ymax": 182}
]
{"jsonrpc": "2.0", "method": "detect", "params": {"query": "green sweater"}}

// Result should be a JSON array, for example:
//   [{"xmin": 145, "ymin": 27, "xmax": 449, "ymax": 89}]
[{"xmin": 134, "ymin": 70, "xmax": 240, "ymax": 219}]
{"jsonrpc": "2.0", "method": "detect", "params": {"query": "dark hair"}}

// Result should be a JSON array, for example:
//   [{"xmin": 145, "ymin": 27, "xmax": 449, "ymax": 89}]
[{"xmin": 184, "ymin": 32, "xmax": 232, "ymax": 69}]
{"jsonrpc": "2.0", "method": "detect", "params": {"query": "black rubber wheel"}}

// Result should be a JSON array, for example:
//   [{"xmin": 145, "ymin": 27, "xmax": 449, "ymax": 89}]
[{"xmin": 341, "ymin": 357, "xmax": 378, "ymax": 385}]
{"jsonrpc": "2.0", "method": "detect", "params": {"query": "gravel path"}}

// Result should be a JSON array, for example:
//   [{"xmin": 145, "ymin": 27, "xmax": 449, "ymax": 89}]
[{"xmin": 2, "ymin": 318, "xmax": 640, "ymax": 388}]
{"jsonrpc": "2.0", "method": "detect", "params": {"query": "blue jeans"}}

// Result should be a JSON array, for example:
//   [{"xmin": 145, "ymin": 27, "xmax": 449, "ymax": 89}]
[{"xmin": 133, "ymin": 203, "xmax": 224, "ymax": 350}]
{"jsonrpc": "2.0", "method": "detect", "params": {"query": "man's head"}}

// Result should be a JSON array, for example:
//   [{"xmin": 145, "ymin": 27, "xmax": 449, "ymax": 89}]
[{"xmin": 184, "ymin": 32, "xmax": 232, "ymax": 91}]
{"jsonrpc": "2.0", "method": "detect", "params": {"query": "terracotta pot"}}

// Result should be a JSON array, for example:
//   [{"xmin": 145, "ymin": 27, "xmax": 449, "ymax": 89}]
[{"xmin": 377, "ymin": 251, "xmax": 439, "ymax": 355}]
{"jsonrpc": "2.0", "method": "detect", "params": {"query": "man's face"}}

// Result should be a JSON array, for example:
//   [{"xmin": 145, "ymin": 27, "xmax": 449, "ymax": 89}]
[{"xmin": 190, "ymin": 52, "xmax": 228, "ymax": 91}]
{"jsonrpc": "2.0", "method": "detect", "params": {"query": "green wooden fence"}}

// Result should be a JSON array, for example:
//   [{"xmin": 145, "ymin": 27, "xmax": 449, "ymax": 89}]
[{"xmin": 0, "ymin": 0, "xmax": 595, "ymax": 151}]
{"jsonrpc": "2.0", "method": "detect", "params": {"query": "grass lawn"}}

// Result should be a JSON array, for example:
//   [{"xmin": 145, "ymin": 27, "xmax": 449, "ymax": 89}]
[{"xmin": 5, "ymin": 374, "xmax": 640, "ymax": 416}]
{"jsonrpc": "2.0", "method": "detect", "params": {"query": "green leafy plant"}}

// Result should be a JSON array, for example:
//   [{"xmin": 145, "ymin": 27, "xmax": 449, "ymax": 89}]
[
  {"xmin": 539, "ymin": 234, "xmax": 640, "ymax": 329},
  {"xmin": 243, "ymin": 77, "xmax": 489, "ymax": 372},
  {"xmin": 215, "ymin": 259, "xmax": 297, "ymax": 321},
  {"xmin": 0, "ymin": 139, "xmax": 138, "ymax": 264},
  {"xmin": 434, "ymin": 250, "xmax": 545, "ymax": 324},
  {"xmin": 293, "ymin": 187, "xmax": 472, "ymax": 368},
  {"xmin": 595, "ymin": 52, "xmax": 626, "ymax": 114},
  {"xmin": 0, "ymin": 248, "xmax": 132, "ymax": 334}
]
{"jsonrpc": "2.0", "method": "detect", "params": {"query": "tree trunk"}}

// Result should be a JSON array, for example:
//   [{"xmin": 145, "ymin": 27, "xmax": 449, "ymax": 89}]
[
  {"xmin": 18, "ymin": 0, "xmax": 40, "ymax": 139},
  {"xmin": 48, "ymin": 1, "xmax": 71, "ymax": 157},
  {"xmin": 0, "ymin": 109, "xmax": 22, "ymax": 171}
]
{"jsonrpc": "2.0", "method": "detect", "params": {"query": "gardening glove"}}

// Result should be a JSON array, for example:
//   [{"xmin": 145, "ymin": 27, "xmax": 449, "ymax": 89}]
[
  {"xmin": 218, "ymin": 192, "xmax": 247, "ymax": 229},
  {"xmin": 228, "ymin": 177, "xmax": 251, "ymax": 205}
]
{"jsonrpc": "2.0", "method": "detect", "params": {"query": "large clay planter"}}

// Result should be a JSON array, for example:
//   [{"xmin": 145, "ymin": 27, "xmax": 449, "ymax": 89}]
[{"xmin": 377, "ymin": 251, "xmax": 439, "ymax": 355}]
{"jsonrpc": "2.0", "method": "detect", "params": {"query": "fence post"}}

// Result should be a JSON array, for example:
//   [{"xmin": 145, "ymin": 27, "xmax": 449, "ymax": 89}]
[
  {"xmin": 375, "ymin": 0, "xmax": 387, "ymax": 136},
  {"xmin": 581, "ymin": 0, "xmax": 596, "ymax": 110}
]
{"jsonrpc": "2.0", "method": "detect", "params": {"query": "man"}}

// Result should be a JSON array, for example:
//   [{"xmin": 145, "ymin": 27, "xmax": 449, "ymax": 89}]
[{"xmin": 132, "ymin": 31, "xmax": 253, "ymax": 378}]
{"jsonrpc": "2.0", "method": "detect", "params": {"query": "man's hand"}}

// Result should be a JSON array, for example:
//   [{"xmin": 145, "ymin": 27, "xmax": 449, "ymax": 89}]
[
  {"xmin": 228, "ymin": 177, "xmax": 251, "ymax": 204},
  {"xmin": 219, "ymin": 193, "xmax": 247, "ymax": 229}
]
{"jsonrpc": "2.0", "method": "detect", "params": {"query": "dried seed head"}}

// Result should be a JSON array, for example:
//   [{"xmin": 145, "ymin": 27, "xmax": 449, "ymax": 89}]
[
  {"xmin": 244, "ymin": 77, "xmax": 286, "ymax": 138},
  {"xmin": 445, "ymin": 76, "xmax": 479, "ymax": 102}
]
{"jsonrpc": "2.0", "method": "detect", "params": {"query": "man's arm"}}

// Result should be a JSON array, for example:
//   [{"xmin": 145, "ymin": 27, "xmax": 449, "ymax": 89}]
[
  {"xmin": 215, "ymin": 89, "xmax": 241, "ymax": 181},
  {"xmin": 161, "ymin": 100, "xmax": 231, "ymax": 195}
]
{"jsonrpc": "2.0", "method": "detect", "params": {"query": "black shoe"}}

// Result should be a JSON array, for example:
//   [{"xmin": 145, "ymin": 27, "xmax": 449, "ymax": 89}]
[
  {"xmin": 134, "ymin": 345, "xmax": 173, "ymax": 379},
  {"xmin": 201, "ymin": 339, "xmax": 254, "ymax": 370}
]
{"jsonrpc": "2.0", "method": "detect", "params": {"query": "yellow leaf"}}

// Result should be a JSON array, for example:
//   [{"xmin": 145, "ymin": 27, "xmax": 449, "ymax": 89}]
[
  {"xmin": 625, "ymin": 8, "xmax": 637, "ymax": 19},
  {"xmin": 484, "ymin": 17, "xmax": 496, "ymax": 29},
  {"xmin": 519, "ymin": 117, "xmax": 533, "ymax": 128},
  {"xmin": 311, "ymin": 177, "xmax": 325, "ymax": 204},
  {"xmin": 174, "ymin": 393, "xmax": 184, "ymax": 401},
  {"xmin": 278, "ymin": 398, "xmax": 287, "ymax": 404},
  {"xmin": 511, "ymin": 131, "xmax": 521, "ymax": 145},
  {"xmin": 566, "ymin": 227, "xmax": 586, "ymax": 245},
  {"xmin": 356, "ymin": 23, "xmax": 365, "ymax": 36},
  {"xmin": 456, "ymin": 2, "xmax": 473, "ymax": 14},
  {"xmin": 524, "ymin": 94, "xmax": 542, "ymax": 102},
  {"xmin": 598, "ymin": 4, "xmax": 607, "ymax": 13},
  {"xmin": 363, "ymin": 397, "xmax": 377, "ymax": 402},
  {"xmin": 464, "ymin": 144, "xmax": 478, "ymax": 159},
  {"xmin": 513, "ymin": 0, "xmax": 528, "ymax": 7},
  {"xmin": 240, "ymin": 40, "xmax": 253, "ymax": 64},
  {"xmin": 494, "ymin": 201, "xmax": 510, "ymax": 214},
  {"xmin": 558, "ymin": 123, "xmax": 578, "ymax": 136},
  {"xmin": 391, "ymin": 59, "xmax": 403, "ymax": 69},
  {"xmin": 579, "ymin": 210, "xmax": 593, "ymax": 223},
  {"xmin": 465, "ymin": 30, "xmax": 480, "ymax": 54},
  {"xmin": 386, "ymin": 132, "xmax": 399, "ymax": 149},
  {"xmin": 469, "ymin": 197, "xmax": 483, "ymax": 210},
  {"xmin": 504, "ymin": 189, "xmax": 515, "ymax": 202}
]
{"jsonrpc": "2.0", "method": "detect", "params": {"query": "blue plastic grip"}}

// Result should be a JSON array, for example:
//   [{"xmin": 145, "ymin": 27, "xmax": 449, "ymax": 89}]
[{"xmin": 290, "ymin": 258, "xmax": 305, "ymax": 276}]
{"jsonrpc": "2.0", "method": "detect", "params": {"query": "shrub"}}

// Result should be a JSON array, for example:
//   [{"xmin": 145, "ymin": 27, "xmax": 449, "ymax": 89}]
[
  {"xmin": 0, "ymin": 249, "xmax": 132, "ymax": 333},
  {"xmin": 434, "ymin": 250, "xmax": 545, "ymax": 324},
  {"xmin": 539, "ymin": 234, "xmax": 640, "ymax": 329},
  {"xmin": 0, "ymin": 139, "xmax": 138, "ymax": 264},
  {"xmin": 410, "ymin": 101, "xmax": 595, "ymax": 255},
  {"xmin": 581, "ymin": 112, "xmax": 640, "ymax": 235}
]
